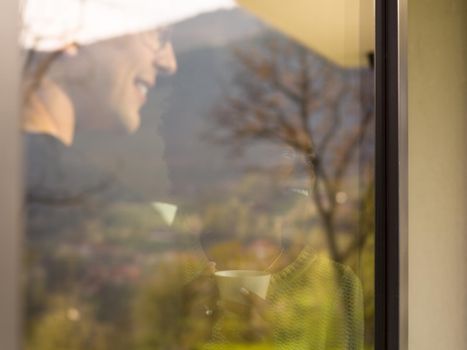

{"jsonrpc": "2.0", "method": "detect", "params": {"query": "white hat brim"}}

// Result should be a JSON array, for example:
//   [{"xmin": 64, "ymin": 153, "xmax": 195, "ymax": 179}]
[{"xmin": 22, "ymin": 0, "xmax": 237, "ymax": 50}]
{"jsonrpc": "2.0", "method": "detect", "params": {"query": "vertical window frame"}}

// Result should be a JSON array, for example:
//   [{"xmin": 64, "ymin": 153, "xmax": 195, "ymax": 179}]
[{"xmin": 375, "ymin": 0, "xmax": 408, "ymax": 349}]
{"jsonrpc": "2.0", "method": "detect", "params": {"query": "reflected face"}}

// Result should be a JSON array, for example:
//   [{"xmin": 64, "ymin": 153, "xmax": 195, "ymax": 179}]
[{"xmin": 67, "ymin": 29, "xmax": 177, "ymax": 133}]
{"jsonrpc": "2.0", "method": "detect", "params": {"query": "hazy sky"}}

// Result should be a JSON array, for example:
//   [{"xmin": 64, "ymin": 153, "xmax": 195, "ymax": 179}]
[{"xmin": 22, "ymin": 0, "xmax": 238, "ymax": 49}]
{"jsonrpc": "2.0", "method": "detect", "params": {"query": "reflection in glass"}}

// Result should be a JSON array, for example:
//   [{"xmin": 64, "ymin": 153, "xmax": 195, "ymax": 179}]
[{"xmin": 21, "ymin": 1, "xmax": 375, "ymax": 349}]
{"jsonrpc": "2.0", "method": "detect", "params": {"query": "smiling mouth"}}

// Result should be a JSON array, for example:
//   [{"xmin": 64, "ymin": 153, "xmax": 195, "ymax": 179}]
[{"xmin": 134, "ymin": 78, "xmax": 152, "ymax": 101}]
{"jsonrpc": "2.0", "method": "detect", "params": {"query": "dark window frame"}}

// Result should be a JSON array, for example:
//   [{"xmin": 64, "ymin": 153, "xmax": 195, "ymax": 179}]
[{"xmin": 375, "ymin": 0, "xmax": 407, "ymax": 349}]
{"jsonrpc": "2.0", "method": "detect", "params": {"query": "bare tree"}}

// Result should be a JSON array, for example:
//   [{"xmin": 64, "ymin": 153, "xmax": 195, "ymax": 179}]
[{"xmin": 212, "ymin": 34, "xmax": 374, "ymax": 263}]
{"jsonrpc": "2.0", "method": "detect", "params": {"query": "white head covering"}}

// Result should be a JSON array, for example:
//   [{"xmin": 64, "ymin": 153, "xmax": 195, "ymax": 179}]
[{"xmin": 21, "ymin": 0, "xmax": 236, "ymax": 51}]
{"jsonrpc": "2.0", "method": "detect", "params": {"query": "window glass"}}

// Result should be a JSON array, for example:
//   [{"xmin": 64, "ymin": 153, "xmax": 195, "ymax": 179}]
[{"xmin": 21, "ymin": 1, "xmax": 375, "ymax": 349}]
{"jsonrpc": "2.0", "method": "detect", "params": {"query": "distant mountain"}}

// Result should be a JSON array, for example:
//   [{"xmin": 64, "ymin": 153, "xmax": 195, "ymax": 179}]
[{"xmin": 171, "ymin": 9, "xmax": 266, "ymax": 53}]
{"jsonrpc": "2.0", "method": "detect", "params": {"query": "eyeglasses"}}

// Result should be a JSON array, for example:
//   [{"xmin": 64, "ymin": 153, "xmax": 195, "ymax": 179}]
[
  {"xmin": 157, "ymin": 27, "xmax": 172, "ymax": 49},
  {"xmin": 140, "ymin": 27, "xmax": 173, "ymax": 53}
]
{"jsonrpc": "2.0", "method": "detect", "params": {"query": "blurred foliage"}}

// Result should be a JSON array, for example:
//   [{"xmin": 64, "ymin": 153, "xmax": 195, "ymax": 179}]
[
  {"xmin": 25, "ymin": 172, "xmax": 375, "ymax": 349},
  {"xmin": 26, "ymin": 298, "xmax": 110, "ymax": 350}
]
